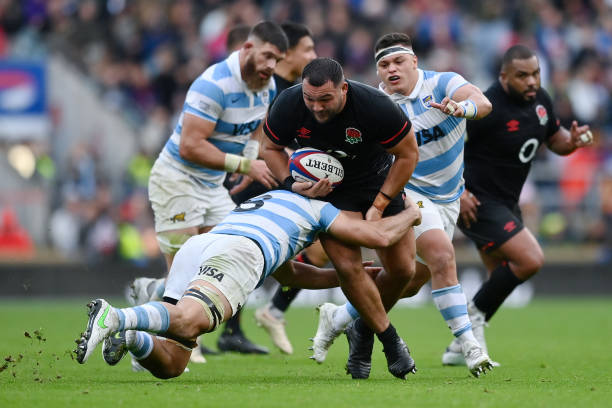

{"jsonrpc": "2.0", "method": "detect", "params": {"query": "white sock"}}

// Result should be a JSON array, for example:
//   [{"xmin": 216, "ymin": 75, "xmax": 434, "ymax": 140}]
[{"xmin": 331, "ymin": 304, "xmax": 354, "ymax": 332}]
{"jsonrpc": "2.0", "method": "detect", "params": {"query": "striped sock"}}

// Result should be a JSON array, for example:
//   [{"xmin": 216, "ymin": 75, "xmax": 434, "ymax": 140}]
[
  {"xmin": 432, "ymin": 284, "xmax": 473, "ymax": 338},
  {"xmin": 114, "ymin": 302, "xmax": 170, "ymax": 333},
  {"xmin": 127, "ymin": 330, "xmax": 154, "ymax": 360}
]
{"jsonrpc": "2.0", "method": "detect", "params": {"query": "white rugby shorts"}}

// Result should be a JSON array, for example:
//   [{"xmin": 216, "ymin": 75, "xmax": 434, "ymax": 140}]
[
  {"xmin": 404, "ymin": 188, "xmax": 460, "ymax": 265},
  {"xmin": 164, "ymin": 234, "xmax": 264, "ymax": 315},
  {"xmin": 148, "ymin": 158, "xmax": 236, "ymax": 233}
]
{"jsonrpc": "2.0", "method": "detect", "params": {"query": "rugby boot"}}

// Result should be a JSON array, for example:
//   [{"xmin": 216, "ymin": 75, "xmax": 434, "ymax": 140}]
[
  {"xmin": 344, "ymin": 320, "xmax": 374, "ymax": 379},
  {"xmin": 75, "ymin": 299, "xmax": 118, "ymax": 364},
  {"xmin": 255, "ymin": 305, "xmax": 293, "ymax": 354},
  {"xmin": 102, "ymin": 330, "xmax": 129, "ymax": 365},
  {"xmin": 309, "ymin": 303, "xmax": 343, "ymax": 363},
  {"xmin": 382, "ymin": 336, "xmax": 416, "ymax": 379},
  {"xmin": 217, "ymin": 329, "xmax": 269, "ymax": 354}
]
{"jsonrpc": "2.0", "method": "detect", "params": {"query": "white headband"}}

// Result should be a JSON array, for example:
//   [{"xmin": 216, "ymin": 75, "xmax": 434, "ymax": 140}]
[{"xmin": 375, "ymin": 46, "xmax": 415, "ymax": 63}]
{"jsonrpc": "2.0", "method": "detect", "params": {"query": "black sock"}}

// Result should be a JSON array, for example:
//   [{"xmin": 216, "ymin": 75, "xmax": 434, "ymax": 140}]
[
  {"xmin": 223, "ymin": 309, "xmax": 242, "ymax": 334},
  {"xmin": 271, "ymin": 287, "xmax": 301, "ymax": 311},
  {"xmin": 375, "ymin": 323, "xmax": 398, "ymax": 347},
  {"xmin": 271, "ymin": 252, "xmax": 312, "ymax": 311},
  {"xmin": 354, "ymin": 318, "xmax": 373, "ymax": 335},
  {"xmin": 473, "ymin": 262, "xmax": 524, "ymax": 321}
]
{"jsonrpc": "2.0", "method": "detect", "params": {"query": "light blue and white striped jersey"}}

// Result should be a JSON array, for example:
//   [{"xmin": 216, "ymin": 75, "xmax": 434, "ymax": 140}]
[
  {"xmin": 381, "ymin": 69, "xmax": 468, "ymax": 203},
  {"xmin": 209, "ymin": 190, "xmax": 340, "ymax": 285},
  {"xmin": 159, "ymin": 50, "xmax": 277, "ymax": 186}
]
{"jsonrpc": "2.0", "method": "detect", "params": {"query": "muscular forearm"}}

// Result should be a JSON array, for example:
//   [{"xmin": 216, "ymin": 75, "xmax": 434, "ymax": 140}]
[
  {"xmin": 379, "ymin": 154, "xmax": 417, "ymax": 198},
  {"xmin": 180, "ymin": 138, "xmax": 227, "ymax": 169},
  {"xmin": 273, "ymin": 261, "xmax": 339, "ymax": 289},
  {"xmin": 548, "ymin": 127, "xmax": 577, "ymax": 155},
  {"xmin": 468, "ymin": 92, "xmax": 492, "ymax": 120},
  {"xmin": 262, "ymin": 143, "xmax": 290, "ymax": 181}
]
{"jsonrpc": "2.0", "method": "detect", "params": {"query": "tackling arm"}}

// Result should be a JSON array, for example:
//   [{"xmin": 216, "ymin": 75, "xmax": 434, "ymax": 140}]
[
  {"xmin": 272, "ymin": 260, "xmax": 382, "ymax": 288},
  {"xmin": 332, "ymin": 197, "xmax": 421, "ymax": 248}
]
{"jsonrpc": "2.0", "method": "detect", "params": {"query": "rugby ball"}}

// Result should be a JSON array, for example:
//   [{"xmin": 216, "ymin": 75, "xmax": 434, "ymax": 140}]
[{"xmin": 289, "ymin": 148, "xmax": 344, "ymax": 187}]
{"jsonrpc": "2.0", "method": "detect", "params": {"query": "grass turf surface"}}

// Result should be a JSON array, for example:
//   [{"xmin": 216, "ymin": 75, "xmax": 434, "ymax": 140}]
[{"xmin": 1, "ymin": 298, "xmax": 611, "ymax": 407}]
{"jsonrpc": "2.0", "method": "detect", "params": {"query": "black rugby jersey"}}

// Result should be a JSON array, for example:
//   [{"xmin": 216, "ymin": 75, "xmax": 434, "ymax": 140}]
[
  {"xmin": 464, "ymin": 81, "xmax": 560, "ymax": 205},
  {"xmin": 263, "ymin": 80, "xmax": 412, "ymax": 184},
  {"xmin": 273, "ymin": 73, "xmax": 294, "ymax": 95}
]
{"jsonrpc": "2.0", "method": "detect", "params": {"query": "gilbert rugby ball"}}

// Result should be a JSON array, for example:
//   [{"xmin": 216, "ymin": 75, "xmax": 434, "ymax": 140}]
[{"xmin": 289, "ymin": 148, "xmax": 344, "ymax": 187}]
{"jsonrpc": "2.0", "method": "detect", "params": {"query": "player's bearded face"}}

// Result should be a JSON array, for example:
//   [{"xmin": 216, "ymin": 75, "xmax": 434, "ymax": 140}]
[
  {"xmin": 503, "ymin": 56, "xmax": 541, "ymax": 102},
  {"xmin": 303, "ymin": 79, "xmax": 347, "ymax": 123},
  {"xmin": 243, "ymin": 42, "xmax": 284, "ymax": 91}
]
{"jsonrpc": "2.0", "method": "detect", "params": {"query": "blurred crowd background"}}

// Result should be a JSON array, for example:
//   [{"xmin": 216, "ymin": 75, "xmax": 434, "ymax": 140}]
[{"xmin": 1, "ymin": 0, "xmax": 612, "ymax": 266}]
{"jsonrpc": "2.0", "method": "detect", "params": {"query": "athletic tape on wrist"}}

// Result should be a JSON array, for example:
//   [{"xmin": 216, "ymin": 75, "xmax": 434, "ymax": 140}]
[
  {"xmin": 224, "ymin": 153, "xmax": 251, "ymax": 174},
  {"xmin": 242, "ymin": 139, "xmax": 260, "ymax": 160},
  {"xmin": 457, "ymin": 100, "xmax": 477, "ymax": 119}
]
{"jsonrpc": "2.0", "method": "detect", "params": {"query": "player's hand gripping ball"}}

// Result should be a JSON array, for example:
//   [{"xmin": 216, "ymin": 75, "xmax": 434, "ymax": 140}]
[{"xmin": 289, "ymin": 148, "xmax": 344, "ymax": 188}]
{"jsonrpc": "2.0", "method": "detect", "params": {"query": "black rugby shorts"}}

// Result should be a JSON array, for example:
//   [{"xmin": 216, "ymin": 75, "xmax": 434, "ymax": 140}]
[{"xmin": 458, "ymin": 200, "xmax": 524, "ymax": 253}]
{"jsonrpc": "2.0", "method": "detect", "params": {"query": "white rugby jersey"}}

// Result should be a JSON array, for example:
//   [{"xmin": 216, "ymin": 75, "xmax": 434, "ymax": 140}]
[
  {"xmin": 209, "ymin": 190, "xmax": 340, "ymax": 285},
  {"xmin": 381, "ymin": 69, "xmax": 468, "ymax": 203},
  {"xmin": 159, "ymin": 51, "xmax": 277, "ymax": 186}
]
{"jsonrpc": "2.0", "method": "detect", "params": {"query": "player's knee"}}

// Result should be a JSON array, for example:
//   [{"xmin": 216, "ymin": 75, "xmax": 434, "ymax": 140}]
[
  {"xmin": 152, "ymin": 363, "xmax": 186, "ymax": 379},
  {"xmin": 517, "ymin": 249, "xmax": 544, "ymax": 278},
  {"xmin": 426, "ymin": 249, "xmax": 456, "ymax": 277},
  {"xmin": 333, "ymin": 258, "xmax": 364, "ymax": 280}
]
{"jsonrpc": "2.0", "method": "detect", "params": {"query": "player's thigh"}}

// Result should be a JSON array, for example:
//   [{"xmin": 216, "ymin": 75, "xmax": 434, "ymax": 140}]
[
  {"xmin": 168, "ymin": 234, "xmax": 265, "ymax": 317},
  {"xmin": 486, "ymin": 227, "xmax": 544, "ymax": 278},
  {"xmin": 303, "ymin": 240, "xmax": 329, "ymax": 267},
  {"xmin": 376, "ymin": 227, "xmax": 416, "ymax": 280},
  {"xmin": 458, "ymin": 200, "xmax": 524, "ymax": 254},
  {"xmin": 319, "ymin": 231, "xmax": 363, "ymax": 278},
  {"xmin": 149, "ymin": 161, "xmax": 235, "ymax": 235},
  {"xmin": 406, "ymin": 189, "xmax": 459, "ymax": 266}
]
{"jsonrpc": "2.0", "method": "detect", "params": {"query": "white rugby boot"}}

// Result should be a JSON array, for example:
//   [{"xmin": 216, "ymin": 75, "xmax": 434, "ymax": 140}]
[
  {"xmin": 126, "ymin": 277, "xmax": 162, "ymax": 306},
  {"xmin": 255, "ymin": 305, "xmax": 293, "ymax": 354},
  {"xmin": 75, "ymin": 299, "xmax": 118, "ymax": 364},
  {"xmin": 309, "ymin": 303, "xmax": 343, "ymax": 363},
  {"xmin": 463, "ymin": 341, "xmax": 494, "ymax": 377},
  {"xmin": 442, "ymin": 302, "xmax": 500, "ymax": 367}
]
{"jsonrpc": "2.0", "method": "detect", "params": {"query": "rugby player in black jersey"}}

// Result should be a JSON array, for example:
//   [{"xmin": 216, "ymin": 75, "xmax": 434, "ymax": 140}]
[
  {"xmin": 262, "ymin": 57, "xmax": 420, "ymax": 379},
  {"xmin": 442, "ymin": 45, "xmax": 593, "ymax": 366}
]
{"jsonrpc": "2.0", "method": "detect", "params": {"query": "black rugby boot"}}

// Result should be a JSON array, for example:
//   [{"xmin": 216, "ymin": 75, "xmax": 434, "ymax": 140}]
[
  {"xmin": 344, "ymin": 319, "xmax": 374, "ymax": 379},
  {"xmin": 382, "ymin": 336, "xmax": 416, "ymax": 379}
]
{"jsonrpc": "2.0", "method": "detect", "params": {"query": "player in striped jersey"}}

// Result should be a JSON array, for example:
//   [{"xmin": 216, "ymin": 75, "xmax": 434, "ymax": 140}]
[
  {"xmin": 74, "ymin": 190, "xmax": 422, "ymax": 379},
  {"xmin": 311, "ymin": 33, "xmax": 495, "ymax": 377},
  {"xmin": 123, "ymin": 22, "xmax": 287, "ymax": 363}
]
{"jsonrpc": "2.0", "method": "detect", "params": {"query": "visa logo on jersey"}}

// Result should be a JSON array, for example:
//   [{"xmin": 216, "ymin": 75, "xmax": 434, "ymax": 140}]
[
  {"xmin": 415, "ymin": 125, "xmax": 444, "ymax": 146},
  {"xmin": 232, "ymin": 119, "xmax": 261, "ymax": 135}
]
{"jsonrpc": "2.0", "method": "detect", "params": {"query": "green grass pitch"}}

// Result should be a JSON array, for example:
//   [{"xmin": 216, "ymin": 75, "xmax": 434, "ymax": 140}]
[{"xmin": 1, "ymin": 298, "xmax": 611, "ymax": 407}]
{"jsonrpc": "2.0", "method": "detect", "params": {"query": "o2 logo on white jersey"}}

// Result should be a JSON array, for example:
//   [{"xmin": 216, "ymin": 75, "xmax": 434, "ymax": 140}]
[{"xmin": 519, "ymin": 138, "xmax": 539, "ymax": 163}]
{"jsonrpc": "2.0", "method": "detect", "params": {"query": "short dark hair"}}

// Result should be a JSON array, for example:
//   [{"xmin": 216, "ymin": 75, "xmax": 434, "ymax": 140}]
[
  {"xmin": 281, "ymin": 22, "xmax": 313, "ymax": 49},
  {"xmin": 375, "ymin": 32, "xmax": 413, "ymax": 53},
  {"xmin": 501, "ymin": 45, "xmax": 536, "ymax": 69},
  {"xmin": 302, "ymin": 58, "xmax": 344, "ymax": 86},
  {"xmin": 226, "ymin": 24, "xmax": 251, "ymax": 51},
  {"xmin": 249, "ymin": 21, "xmax": 289, "ymax": 52}
]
